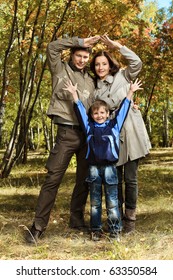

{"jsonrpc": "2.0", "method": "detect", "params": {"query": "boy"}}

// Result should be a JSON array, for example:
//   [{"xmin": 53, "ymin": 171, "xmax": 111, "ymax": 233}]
[{"xmin": 63, "ymin": 78, "xmax": 142, "ymax": 241}]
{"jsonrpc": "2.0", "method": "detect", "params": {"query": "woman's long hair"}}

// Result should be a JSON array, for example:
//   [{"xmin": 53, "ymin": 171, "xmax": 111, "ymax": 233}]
[{"xmin": 90, "ymin": 51, "xmax": 120, "ymax": 79}]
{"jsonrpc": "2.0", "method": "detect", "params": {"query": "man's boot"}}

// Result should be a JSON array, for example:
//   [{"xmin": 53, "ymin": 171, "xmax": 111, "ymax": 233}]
[{"xmin": 124, "ymin": 208, "xmax": 136, "ymax": 234}]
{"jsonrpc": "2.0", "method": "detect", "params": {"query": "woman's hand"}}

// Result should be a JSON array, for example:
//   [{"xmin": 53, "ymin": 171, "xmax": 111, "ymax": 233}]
[{"xmin": 100, "ymin": 34, "xmax": 122, "ymax": 49}]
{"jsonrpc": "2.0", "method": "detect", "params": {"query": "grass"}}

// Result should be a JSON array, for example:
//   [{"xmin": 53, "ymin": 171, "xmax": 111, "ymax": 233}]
[{"xmin": 0, "ymin": 148, "xmax": 173, "ymax": 260}]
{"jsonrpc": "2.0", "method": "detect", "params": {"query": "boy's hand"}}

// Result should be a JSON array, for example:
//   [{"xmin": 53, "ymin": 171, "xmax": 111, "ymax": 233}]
[
  {"xmin": 63, "ymin": 80, "xmax": 77, "ymax": 94},
  {"xmin": 133, "ymin": 103, "xmax": 139, "ymax": 110},
  {"xmin": 130, "ymin": 78, "xmax": 143, "ymax": 93},
  {"xmin": 63, "ymin": 80, "xmax": 79, "ymax": 102},
  {"xmin": 126, "ymin": 78, "xmax": 143, "ymax": 101}
]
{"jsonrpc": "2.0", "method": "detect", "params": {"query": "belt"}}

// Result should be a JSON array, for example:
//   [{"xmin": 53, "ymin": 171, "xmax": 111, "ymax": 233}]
[{"xmin": 58, "ymin": 123, "xmax": 82, "ymax": 131}]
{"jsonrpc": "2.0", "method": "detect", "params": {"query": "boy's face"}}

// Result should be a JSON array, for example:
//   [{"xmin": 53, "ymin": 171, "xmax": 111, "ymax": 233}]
[
  {"xmin": 91, "ymin": 106, "xmax": 109, "ymax": 124},
  {"xmin": 71, "ymin": 50, "xmax": 90, "ymax": 70}
]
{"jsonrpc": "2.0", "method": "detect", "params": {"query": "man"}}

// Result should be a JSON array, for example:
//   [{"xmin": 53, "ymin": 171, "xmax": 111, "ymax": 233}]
[{"xmin": 25, "ymin": 35, "xmax": 100, "ymax": 244}]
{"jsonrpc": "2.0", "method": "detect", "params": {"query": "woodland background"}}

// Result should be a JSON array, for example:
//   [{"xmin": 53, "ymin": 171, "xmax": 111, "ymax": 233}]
[
  {"xmin": 0, "ymin": 0, "xmax": 173, "ymax": 261},
  {"xmin": 0, "ymin": 0, "xmax": 173, "ymax": 178}
]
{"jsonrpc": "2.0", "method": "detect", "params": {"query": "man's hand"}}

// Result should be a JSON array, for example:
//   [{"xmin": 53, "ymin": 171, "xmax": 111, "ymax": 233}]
[{"xmin": 83, "ymin": 35, "xmax": 100, "ymax": 47}]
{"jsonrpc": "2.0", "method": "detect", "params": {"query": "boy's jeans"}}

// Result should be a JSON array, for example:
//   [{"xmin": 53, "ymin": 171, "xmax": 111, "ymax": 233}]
[{"xmin": 86, "ymin": 165, "xmax": 121, "ymax": 233}]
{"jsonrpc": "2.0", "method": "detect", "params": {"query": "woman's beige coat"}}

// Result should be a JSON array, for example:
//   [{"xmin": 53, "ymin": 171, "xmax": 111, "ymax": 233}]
[{"xmin": 94, "ymin": 46, "xmax": 151, "ymax": 166}]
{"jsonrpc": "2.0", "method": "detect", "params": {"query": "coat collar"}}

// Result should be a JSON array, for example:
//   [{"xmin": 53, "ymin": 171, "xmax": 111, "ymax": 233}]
[
  {"xmin": 68, "ymin": 60, "xmax": 89, "ymax": 74},
  {"xmin": 94, "ymin": 119, "xmax": 110, "ymax": 127},
  {"xmin": 97, "ymin": 75, "xmax": 114, "ymax": 88}
]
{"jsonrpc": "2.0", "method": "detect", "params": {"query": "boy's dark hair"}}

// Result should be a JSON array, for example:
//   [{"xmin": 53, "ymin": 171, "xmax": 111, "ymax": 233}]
[{"xmin": 90, "ymin": 50, "xmax": 120, "ymax": 78}]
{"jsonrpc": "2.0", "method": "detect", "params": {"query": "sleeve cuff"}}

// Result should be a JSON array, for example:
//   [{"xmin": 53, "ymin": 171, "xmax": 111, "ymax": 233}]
[{"xmin": 78, "ymin": 38, "xmax": 84, "ymax": 47}]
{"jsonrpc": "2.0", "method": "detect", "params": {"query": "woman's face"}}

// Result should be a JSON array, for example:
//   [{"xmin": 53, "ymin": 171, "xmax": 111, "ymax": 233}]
[{"xmin": 94, "ymin": 55, "xmax": 110, "ymax": 80}]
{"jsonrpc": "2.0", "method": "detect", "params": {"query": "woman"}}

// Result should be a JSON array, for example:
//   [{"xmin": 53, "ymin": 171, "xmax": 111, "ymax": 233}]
[{"xmin": 90, "ymin": 35, "xmax": 151, "ymax": 233}]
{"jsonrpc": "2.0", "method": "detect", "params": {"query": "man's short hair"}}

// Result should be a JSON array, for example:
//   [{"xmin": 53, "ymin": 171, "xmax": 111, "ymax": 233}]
[{"xmin": 71, "ymin": 46, "xmax": 92, "ymax": 54}]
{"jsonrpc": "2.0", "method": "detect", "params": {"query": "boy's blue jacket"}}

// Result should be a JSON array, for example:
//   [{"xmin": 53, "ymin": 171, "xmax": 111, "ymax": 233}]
[{"xmin": 74, "ymin": 98, "xmax": 131, "ymax": 165}]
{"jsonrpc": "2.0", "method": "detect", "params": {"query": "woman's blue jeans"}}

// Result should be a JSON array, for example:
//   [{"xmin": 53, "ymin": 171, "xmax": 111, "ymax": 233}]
[{"xmin": 86, "ymin": 165, "xmax": 121, "ymax": 233}]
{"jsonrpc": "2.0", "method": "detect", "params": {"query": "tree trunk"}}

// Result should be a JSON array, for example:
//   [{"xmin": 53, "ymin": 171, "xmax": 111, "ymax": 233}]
[
  {"xmin": 0, "ymin": 0, "xmax": 72, "ymax": 178},
  {"xmin": 162, "ymin": 100, "xmax": 169, "ymax": 147},
  {"xmin": 0, "ymin": 0, "xmax": 18, "ymax": 148}
]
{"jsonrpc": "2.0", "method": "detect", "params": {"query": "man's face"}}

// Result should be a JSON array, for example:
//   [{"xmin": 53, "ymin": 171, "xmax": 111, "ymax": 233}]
[{"xmin": 71, "ymin": 50, "xmax": 90, "ymax": 70}]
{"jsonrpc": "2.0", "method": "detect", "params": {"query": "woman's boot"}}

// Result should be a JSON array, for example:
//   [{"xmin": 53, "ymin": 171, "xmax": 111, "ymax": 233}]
[{"xmin": 124, "ymin": 208, "xmax": 136, "ymax": 234}]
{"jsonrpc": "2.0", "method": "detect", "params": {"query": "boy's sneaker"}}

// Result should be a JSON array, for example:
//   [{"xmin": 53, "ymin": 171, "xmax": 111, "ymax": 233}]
[
  {"xmin": 109, "ymin": 232, "xmax": 120, "ymax": 242},
  {"xmin": 91, "ymin": 231, "xmax": 102, "ymax": 241}
]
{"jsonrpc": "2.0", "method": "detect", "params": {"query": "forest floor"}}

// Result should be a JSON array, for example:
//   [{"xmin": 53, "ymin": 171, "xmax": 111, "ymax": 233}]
[{"xmin": 0, "ymin": 148, "xmax": 173, "ymax": 260}]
